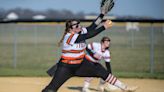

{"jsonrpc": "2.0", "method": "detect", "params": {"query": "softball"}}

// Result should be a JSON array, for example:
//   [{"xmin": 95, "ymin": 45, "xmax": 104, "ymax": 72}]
[
  {"xmin": 107, "ymin": 20, "xmax": 112, "ymax": 26},
  {"xmin": 108, "ymin": 20, "xmax": 112, "ymax": 24}
]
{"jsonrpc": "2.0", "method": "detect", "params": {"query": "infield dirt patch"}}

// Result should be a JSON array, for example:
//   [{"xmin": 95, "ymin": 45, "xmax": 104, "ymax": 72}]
[{"xmin": 0, "ymin": 77, "xmax": 164, "ymax": 92}]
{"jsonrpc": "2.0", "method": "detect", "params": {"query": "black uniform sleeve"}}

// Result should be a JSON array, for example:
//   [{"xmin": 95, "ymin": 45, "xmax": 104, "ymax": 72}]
[
  {"xmin": 86, "ymin": 47, "xmax": 94, "ymax": 56},
  {"xmin": 105, "ymin": 62, "xmax": 112, "ymax": 74},
  {"xmin": 75, "ymin": 26, "xmax": 105, "ymax": 43},
  {"xmin": 86, "ymin": 14, "xmax": 104, "ymax": 32}
]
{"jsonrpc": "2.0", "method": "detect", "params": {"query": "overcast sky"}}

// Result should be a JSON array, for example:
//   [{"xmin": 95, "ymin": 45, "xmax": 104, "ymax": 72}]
[{"xmin": 0, "ymin": 0, "xmax": 164, "ymax": 19}]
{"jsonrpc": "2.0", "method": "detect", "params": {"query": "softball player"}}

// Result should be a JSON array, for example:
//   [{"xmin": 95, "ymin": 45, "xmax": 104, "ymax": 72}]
[
  {"xmin": 42, "ymin": 15, "xmax": 137, "ymax": 92},
  {"xmin": 82, "ymin": 36, "xmax": 118, "ymax": 92}
]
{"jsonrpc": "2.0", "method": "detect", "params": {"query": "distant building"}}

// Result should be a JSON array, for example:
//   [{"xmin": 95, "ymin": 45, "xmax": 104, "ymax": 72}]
[
  {"xmin": 32, "ymin": 15, "xmax": 46, "ymax": 20},
  {"xmin": 126, "ymin": 22, "xmax": 140, "ymax": 31},
  {"xmin": 5, "ymin": 12, "xmax": 19, "ymax": 20}
]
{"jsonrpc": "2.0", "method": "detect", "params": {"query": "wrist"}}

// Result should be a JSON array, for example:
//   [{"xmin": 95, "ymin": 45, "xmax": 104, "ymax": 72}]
[
  {"xmin": 94, "ymin": 14, "xmax": 104, "ymax": 25},
  {"xmin": 99, "ymin": 13, "xmax": 104, "ymax": 18}
]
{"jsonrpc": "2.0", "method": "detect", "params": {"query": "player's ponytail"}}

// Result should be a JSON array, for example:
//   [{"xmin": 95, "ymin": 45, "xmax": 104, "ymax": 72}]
[{"xmin": 58, "ymin": 20, "xmax": 73, "ymax": 46}]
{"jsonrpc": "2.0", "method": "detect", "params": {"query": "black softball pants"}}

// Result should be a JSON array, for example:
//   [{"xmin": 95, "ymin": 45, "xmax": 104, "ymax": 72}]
[{"xmin": 42, "ymin": 58, "xmax": 110, "ymax": 92}]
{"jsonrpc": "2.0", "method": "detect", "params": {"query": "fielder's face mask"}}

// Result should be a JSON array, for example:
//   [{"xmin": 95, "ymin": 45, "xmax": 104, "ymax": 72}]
[
  {"xmin": 101, "ymin": 37, "xmax": 111, "ymax": 43},
  {"xmin": 71, "ymin": 21, "xmax": 81, "ymax": 29},
  {"xmin": 103, "ymin": 39, "xmax": 110, "ymax": 42}
]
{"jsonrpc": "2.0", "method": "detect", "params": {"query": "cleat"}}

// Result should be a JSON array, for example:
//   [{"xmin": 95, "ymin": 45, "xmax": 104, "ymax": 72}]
[
  {"xmin": 104, "ymin": 83, "xmax": 119, "ymax": 92},
  {"xmin": 97, "ymin": 85, "xmax": 105, "ymax": 92}
]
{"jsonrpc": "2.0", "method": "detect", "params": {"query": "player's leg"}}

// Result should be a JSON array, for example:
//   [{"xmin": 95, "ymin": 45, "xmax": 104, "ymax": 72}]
[
  {"xmin": 76, "ymin": 58, "xmax": 137, "ymax": 92},
  {"xmin": 95, "ymin": 63, "xmax": 138, "ymax": 92},
  {"xmin": 42, "ymin": 64, "xmax": 73, "ymax": 92},
  {"xmin": 98, "ymin": 78, "xmax": 120, "ymax": 92},
  {"xmin": 82, "ymin": 77, "xmax": 93, "ymax": 92},
  {"xmin": 97, "ymin": 78, "xmax": 106, "ymax": 92},
  {"xmin": 75, "ymin": 59, "xmax": 105, "ymax": 91}
]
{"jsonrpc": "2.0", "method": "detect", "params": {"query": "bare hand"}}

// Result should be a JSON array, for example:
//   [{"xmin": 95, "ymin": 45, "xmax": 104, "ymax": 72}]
[{"xmin": 103, "ymin": 20, "xmax": 113, "ymax": 29}]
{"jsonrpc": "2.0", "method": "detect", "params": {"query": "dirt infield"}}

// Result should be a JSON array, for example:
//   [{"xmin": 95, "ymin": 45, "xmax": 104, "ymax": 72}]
[{"xmin": 0, "ymin": 77, "xmax": 164, "ymax": 92}]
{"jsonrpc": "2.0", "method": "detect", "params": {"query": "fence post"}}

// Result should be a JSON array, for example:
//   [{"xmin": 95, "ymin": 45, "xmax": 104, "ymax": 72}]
[
  {"xmin": 34, "ymin": 24, "xmax": 38, "ymax": 47},
  {"xmin": 131, "ymin": 29, "xmax": 134, "ymax": 48},
  {"xmin": 150, "ymin": 23, "xmax": 154, "ymax": 73},
  {"xmin": 13, "ymin": 24, "xmax": 17, "ymax": 68}
]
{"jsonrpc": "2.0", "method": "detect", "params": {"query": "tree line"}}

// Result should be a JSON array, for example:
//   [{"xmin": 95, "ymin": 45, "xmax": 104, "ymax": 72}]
[
  {"xmin": 0, "ymin": 8, "xmax": 97, "ymax": 20},
  {"xmin": 0, "ymin": 8, "xmax": 156, "ymax": 21}
]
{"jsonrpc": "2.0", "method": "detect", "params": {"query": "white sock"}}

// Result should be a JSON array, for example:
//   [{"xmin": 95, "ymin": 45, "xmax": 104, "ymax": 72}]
[
  {"xmin": 83, "ymin": 81, "xmax": 90, "ymax": 90},
  {"xmin": 114, "ymin": 79, "xmax": 126, "ymax": 90},
  {"xmin": 105, "ymin": 74, "xmax": 126, "ymax": 90},
  {"xmin": 83, "ymin": 78, "xmax": 92, "ymax": 89}
]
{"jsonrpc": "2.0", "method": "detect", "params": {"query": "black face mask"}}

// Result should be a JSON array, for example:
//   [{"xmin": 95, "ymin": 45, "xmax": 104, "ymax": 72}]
[
  {"xmin": 105, "ymin": 47, "xmax": 109, "ymax": 50},
  {"xmin": 71, "ymin": 22, "xmax": 80, "ymax": 29}
]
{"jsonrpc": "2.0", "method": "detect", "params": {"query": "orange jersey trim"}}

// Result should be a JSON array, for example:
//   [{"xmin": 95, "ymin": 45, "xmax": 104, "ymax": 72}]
[
  {"xmin": 62, "ymin": 48, "xmax": 85, "ymax": 53},
  {"xmin": 66, "ymin": 34, "xmax": 74, "ymax": 44},
  {"xmin": 61, "ymin": 54, "xmax": 85, "ymax": 60},
  {"xmin": 61, "ymin": 59, "xmax": 83, "ymax": 64}
]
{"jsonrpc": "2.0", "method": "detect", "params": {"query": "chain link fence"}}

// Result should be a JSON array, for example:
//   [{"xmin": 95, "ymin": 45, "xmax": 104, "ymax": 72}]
[{"xmin": 0, "ymin": 22, "xmax": 164, "ymax": 74}]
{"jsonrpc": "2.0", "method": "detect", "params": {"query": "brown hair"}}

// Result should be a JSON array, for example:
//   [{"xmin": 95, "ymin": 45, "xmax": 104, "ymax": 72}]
[
  {"xmin": 101, "ymin": 36, "xmax": 111, "ymax": 43},
  {"xmin": 58, "ymin": 19, "xmax": 76, "ymax": 46}
]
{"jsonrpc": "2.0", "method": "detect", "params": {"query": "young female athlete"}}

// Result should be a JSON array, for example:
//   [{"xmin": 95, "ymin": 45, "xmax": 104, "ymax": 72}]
[
  {"xmin": 82, "ymin": 36, "xmax": 118, "ymax": 92},
  {"xmin": 42, "ymin": 14, "xmax": 137, "ymax": 92}
]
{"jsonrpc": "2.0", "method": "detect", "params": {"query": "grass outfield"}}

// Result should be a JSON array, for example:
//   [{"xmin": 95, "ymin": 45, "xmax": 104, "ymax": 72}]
[
  {"xmin": 0, "ymin": 68, "xmax": 164, "ymax": 79},
  {"xmin": 0, "ymin": 23, "xmax": 164, "ymax": 78}
]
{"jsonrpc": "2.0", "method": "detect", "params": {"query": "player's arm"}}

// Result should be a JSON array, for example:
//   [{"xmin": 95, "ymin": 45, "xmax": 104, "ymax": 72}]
[
  {"xmin": 75, "ymin": 20, "xmax": 112, "ymax": 43},
  {"xmin": 86, "ymin": 43, "xmax": 102, "ymax": 60},
  {"xmin": 75, "ymin": 26, "xmax": 105, "ymax": 43},
  {"xmin": 104, "ymin": 50, "xmax": 112, "ymax": 73},
  {"xmin": 86, "ymin": 43, "xmax": 96, "ymax": 56},
  {"xmin": 105, "ymin": 62, "xmax": 112, "ymax": 73},
  {"xmin": 86, "ymin": 46, "xmax": 95, "ymax": 56},
  {"xmin": 86, "ymin": 14, "xmax": 104, "ymax": 31}
]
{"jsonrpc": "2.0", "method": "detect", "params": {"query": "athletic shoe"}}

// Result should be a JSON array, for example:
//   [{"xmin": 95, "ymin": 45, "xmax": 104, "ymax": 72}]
[
  {"xmin": 97, "ymin": 85, "xmax": 105, "ymax": 92},
  {"xmin": 123, "ymin": 86, "xmax": 138, "ymax": 92},
  {"xmin": 104, "ymin": 83, "xmax": 119, "ymax": 92}
]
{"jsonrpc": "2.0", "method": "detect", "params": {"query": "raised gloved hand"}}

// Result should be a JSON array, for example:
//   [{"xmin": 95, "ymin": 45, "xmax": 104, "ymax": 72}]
[{"xmin": 100, "ymin": 0, "xmax": 115, "ymax": 14}]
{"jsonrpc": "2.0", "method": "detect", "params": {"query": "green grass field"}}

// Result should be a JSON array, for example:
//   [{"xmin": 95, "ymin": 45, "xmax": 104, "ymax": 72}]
[{"xmin": 0, "ymin": 23, "xmax": 164, "ymax": 78}]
